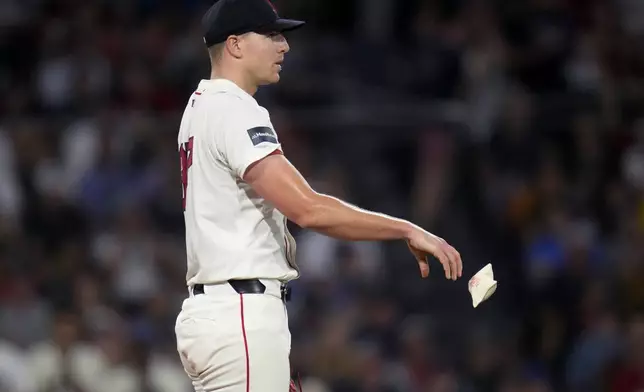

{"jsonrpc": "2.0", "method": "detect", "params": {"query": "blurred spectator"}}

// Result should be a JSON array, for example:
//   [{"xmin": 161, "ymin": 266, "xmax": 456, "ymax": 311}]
[
  {"xmin": 0, "ymin": 339, "xmax": 35, "ymax": 392},
  {"xmin": 610, "ymin": 314, "xmax": 644, "ymax": 392},
  {"xmin": 0, "ymin": 274, "xmax": 52, "ymax": 348},
  {"xmin": 565, "ymin": 309, "xmax": 621, "ymax": 391}
]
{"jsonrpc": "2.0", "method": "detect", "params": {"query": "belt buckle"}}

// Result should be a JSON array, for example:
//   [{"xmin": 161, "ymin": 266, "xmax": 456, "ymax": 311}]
[{"xmin": 280, "ymin": 284, "xmax": 291, "ymax": 302}]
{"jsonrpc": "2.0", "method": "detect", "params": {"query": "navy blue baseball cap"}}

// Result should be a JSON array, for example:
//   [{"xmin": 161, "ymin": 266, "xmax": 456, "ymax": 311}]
[{"xmin": 202, "ymin": 0, "xmax": 305, "ymax": 47}]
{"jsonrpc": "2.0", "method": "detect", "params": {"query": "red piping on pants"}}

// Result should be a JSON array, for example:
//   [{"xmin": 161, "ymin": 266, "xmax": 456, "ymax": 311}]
[{"xmin": 240, "ymin": 294, "xmax": 250, "ymax": 392}]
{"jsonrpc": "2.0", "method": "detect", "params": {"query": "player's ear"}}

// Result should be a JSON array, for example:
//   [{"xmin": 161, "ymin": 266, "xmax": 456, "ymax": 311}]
[{"xmin": 225, "ymin": 35, "xmax": 244, "ymax": 59}]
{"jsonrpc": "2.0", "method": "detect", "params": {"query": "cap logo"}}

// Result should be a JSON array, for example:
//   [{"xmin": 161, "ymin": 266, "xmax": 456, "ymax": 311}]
[{"xmin": 264, "ymin": 0, "xmax": 278, "ymax": 14}]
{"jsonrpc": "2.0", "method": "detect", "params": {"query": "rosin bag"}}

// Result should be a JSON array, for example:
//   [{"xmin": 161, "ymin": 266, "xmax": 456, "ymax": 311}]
[{"xmin": 468, "ymin": 263, "xmax": 497, "ymax": 308}]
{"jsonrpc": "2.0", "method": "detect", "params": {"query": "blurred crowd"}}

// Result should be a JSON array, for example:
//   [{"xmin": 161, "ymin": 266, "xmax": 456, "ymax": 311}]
[{"xmin": 1, "ymin": 0, "xmax": 644, "ymax": 391}]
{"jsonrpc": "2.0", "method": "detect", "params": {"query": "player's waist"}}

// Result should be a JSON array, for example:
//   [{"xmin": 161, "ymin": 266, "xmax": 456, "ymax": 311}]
[
  {"xmin": 187, "ymin": 251, "xmax": 299, "ymax": 276},
  {"xmin": 188, "ymin": 278, "xmax": 291, "ymax": 302},
  {"xmin": 188, "ymin": 244, "xmax": 294, "ymax": 261}
]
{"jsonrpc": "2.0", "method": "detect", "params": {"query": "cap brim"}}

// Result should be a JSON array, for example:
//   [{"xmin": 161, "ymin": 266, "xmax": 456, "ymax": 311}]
[{"xmin": 259, "ymin": 19, "xmax": 305, "ymax": 34}]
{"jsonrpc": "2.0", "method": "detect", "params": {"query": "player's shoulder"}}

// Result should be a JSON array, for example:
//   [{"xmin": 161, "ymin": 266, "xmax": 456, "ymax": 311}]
[
  {"xmin": 214, "ymin": 98, "xmax": 272, "ymax": 133},
  {"xmin": 202, "ymin": 90, "xmax": 266, "ymax": 118},
  {"xmin": 198, "ymin": 88, "xmax": 242, "ymax": 107}
]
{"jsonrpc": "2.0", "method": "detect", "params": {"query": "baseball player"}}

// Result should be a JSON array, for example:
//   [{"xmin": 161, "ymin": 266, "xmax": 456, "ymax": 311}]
[{"xmin": 174, "ymin": 0, "xmax": 464, "ymax": 391}]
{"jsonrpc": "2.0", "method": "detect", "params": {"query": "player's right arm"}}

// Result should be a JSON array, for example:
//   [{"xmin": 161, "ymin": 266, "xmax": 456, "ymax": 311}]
[{"xmin": 244, "ymin": 154, "xmax": 463, "ymax": 280}]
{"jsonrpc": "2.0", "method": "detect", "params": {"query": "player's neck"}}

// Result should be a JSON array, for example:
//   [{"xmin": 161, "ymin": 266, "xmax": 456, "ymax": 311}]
[{"xmin": 210, "ymin": 69, "xmax": 258, "ymax": 96}]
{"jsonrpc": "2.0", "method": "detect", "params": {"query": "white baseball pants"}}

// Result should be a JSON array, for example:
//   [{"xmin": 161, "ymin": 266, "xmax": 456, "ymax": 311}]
[{"xmin": 175, "ymin": 280, "xmax": 291, "ymax": 391}]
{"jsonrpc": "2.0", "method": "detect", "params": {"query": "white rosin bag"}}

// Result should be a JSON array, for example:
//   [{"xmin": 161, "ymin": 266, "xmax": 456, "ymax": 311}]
[{"xmin": 468, "ymin": 263, "xmax": 497, "ymax": 308}]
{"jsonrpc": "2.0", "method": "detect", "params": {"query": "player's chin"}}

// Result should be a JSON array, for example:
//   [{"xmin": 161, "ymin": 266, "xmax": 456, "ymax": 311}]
[
  {"xmin": 260, "ymin": 73, "xmax": 281, "ymax": 85},
  {"xmin": 269, "ymin": 65, "xmax": 283, "ymax": 82},
  {"xmin": 269, "ymin": 69, "xmax": 281, "ymax": 83},
  {"xmin": 257, "ymin": 66, "xmax": 281, "ymax": 85}
]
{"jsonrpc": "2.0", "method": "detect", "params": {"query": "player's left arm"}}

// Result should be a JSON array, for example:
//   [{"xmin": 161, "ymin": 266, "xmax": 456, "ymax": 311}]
[{"xmin": 214, "ymin": 107, "xmax": 460, "ymax": 281}]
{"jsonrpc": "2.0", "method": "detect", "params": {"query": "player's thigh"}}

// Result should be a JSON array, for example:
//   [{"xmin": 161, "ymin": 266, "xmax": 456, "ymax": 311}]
[
  {"xmin": 188, "ymin": 328, "xmax": 290, "ymax": 392},
  {"xmin": 242, "ymin": 295, "xmax": 291, "ymax": 391},
  {"xmin": 175, "ymin": 295, "xmax": 290, "ymax": 392},
  {"xmin": 245, "ymin": 328, "xmax": 291, "ymax": 391},
  {"xmin": 176, "ymin": 314, "xmax": 246, "ymax": 391}
]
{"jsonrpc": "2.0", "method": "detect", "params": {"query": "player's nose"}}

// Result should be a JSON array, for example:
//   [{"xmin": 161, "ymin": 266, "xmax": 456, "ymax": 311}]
[{"xmin": 279, "ymin": 36, "xmax": 290, "ymax": 53}]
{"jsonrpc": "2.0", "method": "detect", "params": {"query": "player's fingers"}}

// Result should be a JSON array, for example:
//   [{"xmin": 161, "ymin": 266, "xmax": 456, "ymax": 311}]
[
  {"xmin": 431, "ymin": 246, "xmax": 451, "ymax": 280},
  {"xmin": 442, "ymin": 244, "xmax": 459, "ymax": 281},
  {"xmin": 447, "ymin": 250, "xmax": 457, "ymax": 281},
  {"xmin": 452, "ymin": 248, "xmax": 463, "ymax": 277},
  {"xmin": 433, "ymin": 240, "xmax": 454, "ymax": 280},
  {"xmin": 418, "ymin": 258, "xmax": 430, "ymax": 278},
  {"xmin": 407, "ymin": 241, "xmax": 431, "ymax": 278},
  {"xmin": 435, "ymin": 238, "xmax": 455, "ymax": 280}
]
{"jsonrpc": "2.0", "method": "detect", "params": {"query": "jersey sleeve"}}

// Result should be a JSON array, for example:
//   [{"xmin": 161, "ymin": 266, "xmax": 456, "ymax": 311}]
[{"xmin": 216, "ymin": 102, "xmax": 283, "ymax": 180}]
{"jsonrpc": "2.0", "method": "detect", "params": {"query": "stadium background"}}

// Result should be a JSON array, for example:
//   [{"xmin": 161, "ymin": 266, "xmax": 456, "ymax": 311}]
[{"xmin": 1, "ymin": 0, "xmax": 644, "ymax": 391}]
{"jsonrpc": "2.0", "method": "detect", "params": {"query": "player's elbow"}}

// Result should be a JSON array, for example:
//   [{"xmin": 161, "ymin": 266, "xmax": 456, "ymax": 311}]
[
  {"xmin": 289, "ymin": 195, "xmax": 324, "ymax": 230},
  {"xmin": 292, "ymin": 211, "xmax": 316, "ymax": 229}
]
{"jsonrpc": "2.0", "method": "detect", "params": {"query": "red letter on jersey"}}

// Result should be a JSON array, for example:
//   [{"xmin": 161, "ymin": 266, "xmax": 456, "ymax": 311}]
[{"xmin": 180, "ymin": 136, "xmax": 194, "ymax": 210}]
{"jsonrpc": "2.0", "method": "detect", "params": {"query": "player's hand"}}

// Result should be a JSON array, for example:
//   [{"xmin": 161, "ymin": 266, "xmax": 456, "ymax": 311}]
[{"xmin": 405, "ymin": 227, "xmax": 462, "ymax": 280}]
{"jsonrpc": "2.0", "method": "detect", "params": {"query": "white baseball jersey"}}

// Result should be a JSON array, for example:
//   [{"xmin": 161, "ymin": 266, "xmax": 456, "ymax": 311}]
[{"xmin": 177, "ymin": 78, "xmax": 298, "ymax": 286}]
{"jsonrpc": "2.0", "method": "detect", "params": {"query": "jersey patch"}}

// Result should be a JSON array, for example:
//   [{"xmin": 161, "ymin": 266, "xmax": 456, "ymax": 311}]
[{"xmin": 247, "ymin": 126, "xmax": 278, "ymax": 146}]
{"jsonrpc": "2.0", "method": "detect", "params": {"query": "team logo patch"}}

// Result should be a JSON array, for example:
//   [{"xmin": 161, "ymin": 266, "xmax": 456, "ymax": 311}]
[{"xmin": 247, "ymin": 126, "xmax": 278, "ymax": 146}]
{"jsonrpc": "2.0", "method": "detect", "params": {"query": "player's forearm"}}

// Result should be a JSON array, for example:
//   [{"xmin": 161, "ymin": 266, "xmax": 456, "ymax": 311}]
[{"xmin": 296, "ymin": 193, "xmax": 415, "ymax": 241}]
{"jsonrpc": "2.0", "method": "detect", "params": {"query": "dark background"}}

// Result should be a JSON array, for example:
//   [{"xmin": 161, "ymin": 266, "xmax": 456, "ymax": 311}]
[{"xmin": 0, "ymin": 0, "xmax": 643, "ymax": 391}]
